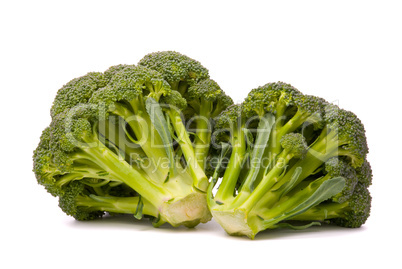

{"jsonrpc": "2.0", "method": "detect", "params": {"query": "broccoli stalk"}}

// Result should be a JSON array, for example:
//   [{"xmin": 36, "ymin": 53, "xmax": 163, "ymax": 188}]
[
  {"xmin": 186, "ymin": 79, "xmax": 233, "ymax": 169},
  {"xmin": 207, "ymin": 82, "xmax": 372, "ymax": 239}
]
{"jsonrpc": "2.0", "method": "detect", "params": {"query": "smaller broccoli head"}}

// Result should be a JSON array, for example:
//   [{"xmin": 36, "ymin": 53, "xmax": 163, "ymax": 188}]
[
  {"xmin": 215, "ymin": 94, "xmax": 234, "ymax": 115},
  {"xmin": 34, "ymin": 116, "xmax": 100, "ymax": 199},
  {"xmin": 212, "ymin": 104, "xmax": 245, "ymax": 147},
  {"xmin": 50, "ymin": 112, "xmax": 76, "ymax": 153},
  {"xmin": 293, "ymin": 94, "xmax": 327, "ymax": 129},
  {"xmin": 324, "ymin": 104, "xmax": 369, "ymax": 167},
  {"xmin": 325, "ymin": 157, "xmax": 358, "ymax": 203},
  {"xmin": 51, "ymin": 72, "xmax": 107, "ymax": 118},
  {"xmin": 243, "ymin": 82, "xmax": 301, "ymax": 117},
  {"xmin": 109, "ymin": 65, "xmax": 171, "ymax": 100},
  {"xmin": 182, "ymin": 78, "xmax": 234, "ymax": 123},
  {"xmin": 33, "ymin": 127, "xmax": 64, "ymax": 197},
  {"xmin": 46, "ymin": 104, "xmax": 104, "ymax": 179},
  {"xmin": 293, "ymin": 94, "xmax": 327, "ymax": 113},
  {"xmin": 185, "ymin": 78, "xmax": 233, "ymax": 118},
  {"xmin": 331, "ymin": 183, "xmax": 371, "ymax": 228},
  {"xmin": 160, "ymin": 90, "xmax": 187, "ymax": 111},
  {"xmin": 187, "ymin": 79, "xmax": 223, "ymax": 101},
  {"xmin": 51, "ymin": 104, "xmax": 100, "ymax": 152},
  {"xmin": 58, "ymin": 181, "xmax": 104, "ymax": 221},
  {"xmin": 91, "ymin": 65, "xmax": 171, "ymax": 106},
  {"xmin": 280, "ymin": 133, "xmax": 308, "ymax": 159},
  {"xmin": 103, "ymin": 64, "xmax": 131, "ymax": 81},
  {"xmin": 138, "ymin": 51, "xmax": 209, "ymax": 88},
  {"xmin": 68, "ymin": 117, "xmax": 94, "ymax": 143},
  {"xmin": 214, "ymin": 104, "xmax": 244, "ymax": 131},
  {"xmin": 356, "ymin": 159, "xmax": 373, "ymax": 187}
]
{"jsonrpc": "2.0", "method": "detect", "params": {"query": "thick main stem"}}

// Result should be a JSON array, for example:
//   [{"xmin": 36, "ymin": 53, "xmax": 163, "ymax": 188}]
[{"xmin": 238, "ymin": 150, "xmax": 290, "ymax": 211}]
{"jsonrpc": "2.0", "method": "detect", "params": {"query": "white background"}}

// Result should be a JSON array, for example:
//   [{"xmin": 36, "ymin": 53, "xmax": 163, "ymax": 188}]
[{"xmin": 1, "ymin": 0, "xmax": 401, "ymax": 268}]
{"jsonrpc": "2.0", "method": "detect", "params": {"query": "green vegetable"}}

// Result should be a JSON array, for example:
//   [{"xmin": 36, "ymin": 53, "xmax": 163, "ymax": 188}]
[
  {"xmin": 33, "ymin": 53, "xmax": 372, "ymax": 238},
  {"xmin": 33, "ymin": 51, "xmax": 232, "ymax": 228},
  {"xmin": 208, "ymin": 82, "xmax": 372, "ymax": 238}
]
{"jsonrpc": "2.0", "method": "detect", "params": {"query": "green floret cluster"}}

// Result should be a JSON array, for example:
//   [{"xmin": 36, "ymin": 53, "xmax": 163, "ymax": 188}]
[
  {"xmin": 33, "ymin": 52, "xmax": 372, "ymax": 239},
  {"xmin": 208, "ymin": 82, "xmax": 372, "ymax": 238}
]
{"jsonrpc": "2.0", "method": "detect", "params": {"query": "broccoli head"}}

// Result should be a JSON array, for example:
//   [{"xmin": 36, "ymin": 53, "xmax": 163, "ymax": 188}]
[
  {"xmin": 208, "ymin": 82, "xmax": 372, "ymax": 239},
  {"xmin": 33, "ymin": 57, "xmax": 217, "ymax": 228}
]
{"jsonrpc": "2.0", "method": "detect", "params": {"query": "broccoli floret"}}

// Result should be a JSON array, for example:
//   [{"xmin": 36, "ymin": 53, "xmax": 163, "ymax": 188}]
[
  {"xmin": 34, "ymin": 60, "xmax": 213, "ymax": 228},
  {"xmin": 50, "ymin": 72, "xmax": 107, "ymax": 118},
  {"xmin": 280, "ymin": 133, "xmax": 308, "ymax": 159},
  {"xmin": 324, "ymin": 158, "xmax": 358, "ymax": 203},
  {"xmin": 138, "ymin": 51, "xmax": 233, "ymax": 169},
  {"xmin": 186, "ymin": 79, "xmax": 233, "ymax": 169},
  {"xmin": 242, "ymin": 82, "xmax": 301, "ymax": 118},
  {"xmin": 356, "ymin": 159, "xmax": 373, "ymax": 187},
  {"xmin": 58, "ymin": 181, "xmax": 104, "ymax": 221},
  {"xmin": 138, "ymin": 51, "xmax": 209, "ymax": 91},
  {"xmin": 208, "ymin": 82, "xmax": 372, "ymax": 239}
]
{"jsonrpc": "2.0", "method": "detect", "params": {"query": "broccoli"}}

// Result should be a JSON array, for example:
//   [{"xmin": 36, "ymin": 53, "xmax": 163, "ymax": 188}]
[
  {"xmin": 207, "ymin": 82, "xmax": 372, "ymax": 239},
  {"xmin": 33, "ymin": 51, "xmax": 232, "ymax": 228},
  {"xmin": 138, "ymin": 51, "xmax": 233, "ymax": 170},
  {"xmin": 33, "ymin": 53, "xmax": 372, "ymax": 238}
]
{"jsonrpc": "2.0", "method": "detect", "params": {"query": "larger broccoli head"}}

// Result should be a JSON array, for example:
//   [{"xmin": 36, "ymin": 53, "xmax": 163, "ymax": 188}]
[{"xmin": 34, "ymin": 57, "xmax": 217, "ymax": 227}]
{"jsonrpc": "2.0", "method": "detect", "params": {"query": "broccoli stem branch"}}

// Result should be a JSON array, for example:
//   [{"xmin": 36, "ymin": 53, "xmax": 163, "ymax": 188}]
[
  {"xmin": 55, "ymin": 167, "xmax": 116, "ymax": 187},
  {"xmin": 233, "ymin": 113, "xmax": 275, "ymax": 205},
  {"xmin": 79, "ymin": 139, "xmax": 172, "ymax": 207},
  {"xmin": 270, "ymin": 127, "xmax": 336, "ymax": 189},
  {"xmin": 268, "ymin": 108, "xmax": 306, "ymax": 157},
  {"xmin": 289, "ymin": 201, "xmax": 346, "ymax": 221},
  {"xmin": 238, "ymin": 149, "xmax": 291, "ymax": 211},
  {"xmin": 214, "ymin": 127, "xmax": 246, "ymax": 202},
  {"xmin": 167, "ymin": 109, "xmax": 209, "ymax": 191},
  {"xmin": 112, "ymin": 102, "xmax": 169, "ymax": 178},
  {"xmin": 260, "ymin": 131, "xmax": 341, "ymax": 210},
  {"xmin": 97, "ymin": 116, "xmax": 159, "ymax": 178},
  {"xmin": 76, "ymin": 195, "xmax": 159, "ymax": 217},
  {"xmin": 194, "ymin": 98, "xmax": 212, "ymax": 170},
  {"xmin": 258, "ymin": 176, "xmax": 345, "ymax": 230},
  {"xmin": 129, "ymin": 98, "xmax": 169, "ymax": 162}
]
